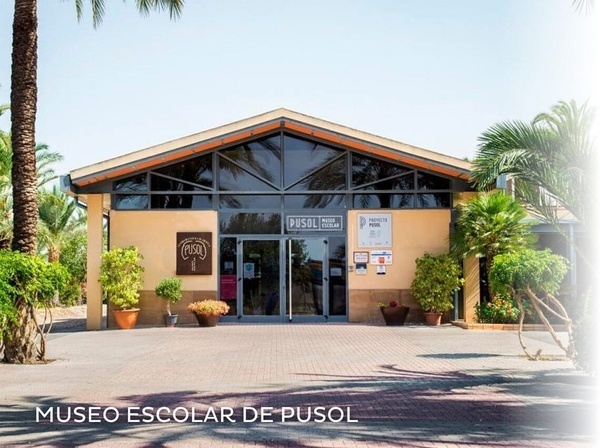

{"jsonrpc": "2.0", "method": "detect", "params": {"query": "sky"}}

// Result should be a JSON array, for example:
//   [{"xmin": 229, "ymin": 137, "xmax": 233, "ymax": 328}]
[{"xmin": 0, "ymin": 0, "xmax": 598, "ymax": 177}]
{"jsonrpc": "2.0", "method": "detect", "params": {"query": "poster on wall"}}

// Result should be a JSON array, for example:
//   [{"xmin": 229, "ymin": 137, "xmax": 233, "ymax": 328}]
[
  {"xmin": 220, "ymin": 274, "xmax": 237, "ymax": 300},
  {"xmin": 176, "ymin": 232, "xmax": 212, "ymax": 275},
  {"xmin": 357, "ymin": 213, "xmax": 392, "ymax": 247},
  {"xmin": 370, "ymin": 250, "xmax": 393, "ymax": 265}
]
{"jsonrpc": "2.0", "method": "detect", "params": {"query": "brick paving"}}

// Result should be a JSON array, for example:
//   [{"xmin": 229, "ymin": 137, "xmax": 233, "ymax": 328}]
[{"xmin": 0, "ymin": 323, "xmax": 597, "ymax": 447}]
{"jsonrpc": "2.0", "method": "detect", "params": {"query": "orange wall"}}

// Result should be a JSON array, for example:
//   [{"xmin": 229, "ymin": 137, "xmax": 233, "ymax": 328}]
[
  {"xmin": 347, "ymin": 209, "xmax": 451, "ymax": 290},
  {"xmin": 110, "ymin": 210, "xmax": 218, "ymax": 291}
]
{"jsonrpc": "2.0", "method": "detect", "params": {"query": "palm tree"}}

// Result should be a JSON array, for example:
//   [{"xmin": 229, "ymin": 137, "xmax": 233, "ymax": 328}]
[
  {"xmin": 470, "ymin": 100, "xmax": 596, "ymax": 269},
  {"xmin": 450, "ymin": 192, "xmax": 536, "ymax": 300},
  {"xmin": 6, "ymin": 0, "xmax": 184, "ymax": 364},
  {"xmin": 471, "ymin": 100, "xmax": 594, "ymax": 228},
  {"xmin": 572, "ymin": 0, "xmax": 595, "ymax": 13},
  {"xmin": 0, "ymin": 131, "xmax": 66, "ymax": 249},
  {"xmin": 38, "ymin": 186, "xmax": 82, "ymax": 263}
]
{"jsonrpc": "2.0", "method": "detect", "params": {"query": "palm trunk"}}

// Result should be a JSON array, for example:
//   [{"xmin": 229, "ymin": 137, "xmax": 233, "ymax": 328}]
[
  {"xmin": 11, "ymin": 0, "xmax": 38, "ymax": 255},
  {"xmin": 48, "ymin": 246, "xmax": 60, "ymax": 263},
  {"xmin": 2, "ymin": 299, "xmax": 39, "ymax": 363},
  {"xmin": 4, "ymin": 0, "xmax": 40, "ymax": 364}
]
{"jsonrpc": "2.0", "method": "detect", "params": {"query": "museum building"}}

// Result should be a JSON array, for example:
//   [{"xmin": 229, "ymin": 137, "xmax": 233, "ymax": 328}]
[{"xmin": 62, "ymin": 108, "xmax": 485, "ymax": 329}]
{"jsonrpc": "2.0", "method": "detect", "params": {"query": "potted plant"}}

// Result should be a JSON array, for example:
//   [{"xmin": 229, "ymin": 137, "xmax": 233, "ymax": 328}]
[
  {"xmin": 99, "ymin": 246, "xmax": 144, "ymax": 329},
  {"xmin": 155, "ymin": 277, "xmax": 183, "ymax": 327},
  {"xmin": 187, "ymin": 299, "xmax": 230, "ymax": 327},
  {"xmin": 410, "ymin": 252, "xmax": 463, "ymax": 325},
  {"xmin": 378, "ymin": 300, "xmax": 410, "ymax": 326}
]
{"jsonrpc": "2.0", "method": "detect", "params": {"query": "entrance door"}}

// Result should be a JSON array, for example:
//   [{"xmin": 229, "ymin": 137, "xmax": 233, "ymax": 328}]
[
  {"xmin": 286, "ymin": 238, "xmax": 326, "ymax": 320},
  {"xmin": 240, "ymin": 239, "xmax": 281, "ymax": 318},
  {"xmin": 285, "ymin": 237, "xmax": 347, "ymax": 322},
  {"xmin": 220, "ymin": 237, "xmax": 347, "ymax": 322}
]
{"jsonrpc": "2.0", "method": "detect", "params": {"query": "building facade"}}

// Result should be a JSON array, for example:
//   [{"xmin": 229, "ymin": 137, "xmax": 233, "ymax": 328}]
[{"xmin": 63, "ymin": 109, "xmax": 479, "ymax": 329}]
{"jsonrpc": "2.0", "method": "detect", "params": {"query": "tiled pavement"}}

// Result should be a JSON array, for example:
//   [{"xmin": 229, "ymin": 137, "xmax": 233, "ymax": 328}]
[{"xmin": 0, "ymin": 323, "xmax": 597, "ymax": 447}]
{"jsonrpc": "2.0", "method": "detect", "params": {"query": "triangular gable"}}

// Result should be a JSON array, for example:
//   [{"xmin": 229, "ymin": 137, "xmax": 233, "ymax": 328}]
[{"xmin": 68, "ymin": 108, "xmax": 471, "ymax": 189}]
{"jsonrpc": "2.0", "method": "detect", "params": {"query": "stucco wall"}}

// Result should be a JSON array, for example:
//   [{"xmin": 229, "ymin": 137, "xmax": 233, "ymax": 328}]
[
  {"xmin": 347, "ymin": 209, "xmax": 452, "ymax": 323},
  {"xmin": 108, "ymin": 210, "xmax": 218, "ymax": 326}
]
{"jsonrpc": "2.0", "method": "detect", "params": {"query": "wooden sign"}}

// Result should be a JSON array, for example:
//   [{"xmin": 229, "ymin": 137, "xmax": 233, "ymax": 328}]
[{"xmin": 176, "ymin": 232, "xmax": 212, "ymax": 275}]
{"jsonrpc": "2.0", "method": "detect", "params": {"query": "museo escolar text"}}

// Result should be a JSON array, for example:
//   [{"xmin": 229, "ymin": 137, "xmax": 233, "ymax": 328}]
[{"xmin": 35, "ymin": 406, "xmax": 358, "ymax": 423}]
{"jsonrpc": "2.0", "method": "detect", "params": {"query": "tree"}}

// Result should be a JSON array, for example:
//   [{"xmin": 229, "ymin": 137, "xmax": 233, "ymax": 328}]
[
  {"xmin": 468, "ymin": 99, "xmax": 596, "ymax": 278},
  {"xmin": 38, "ymin": 185, "xmax": 82, "ymax": 263},
  {"xmin": 490, "ymin": 249, "xmax": 571, "ymax": 361},
  {"xmin": 572, "ymin": 0, "xmax": 595, "ymax": 13},
  {"xmin": 470, "ymin": 100, "xmax": 596, "ymax": 265},
  {"xmin": 0, "ymin": 131, "xmax": 66, "ymax": 249},
  {"xmin": 5, "ymin": 0, "xmax": 184, "ymax": 364},
  {"xmin": 470, "ymin": 100, "xmax": 597, "ymax": 373},
  {"xmin": 450, "ymin": 191, "xmax": 536, "ymax": 300}
]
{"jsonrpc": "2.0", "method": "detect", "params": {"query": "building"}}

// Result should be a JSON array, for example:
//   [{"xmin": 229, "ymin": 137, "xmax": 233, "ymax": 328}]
[{"xmin": 62, "ymin": 108, "xmax": 483, "ymax": 329}]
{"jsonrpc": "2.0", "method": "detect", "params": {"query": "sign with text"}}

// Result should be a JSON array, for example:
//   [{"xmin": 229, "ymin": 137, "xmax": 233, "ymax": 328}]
[
  {"xmin": 220, "ymin": 275, "xmax": 237, "ymax": 300},
  {"xmin": 357, "ymin": 213, "xmax": 392, "ymax": 247},
  {"xmin": 286, "ymin": 215, "xmax": 344, "ymax": 231},
  {"xmin": 353, "ymin": 251, "xmax": 369, "ymax": 263},
  {"xmin": 176, "ymin": 232, "xmax": 212, "ymax": 275},
  {"xmin": 370, "ymin": 250, "xmax": 393, "ymax": 265}
]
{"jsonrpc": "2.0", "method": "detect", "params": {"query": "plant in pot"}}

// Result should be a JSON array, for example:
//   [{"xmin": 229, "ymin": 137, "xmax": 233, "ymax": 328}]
[
  {"xmin": 155, "ymin": 277, "xmax": 183, "ymax": 327},
  {"xmin": 378, "ymin": 300, "xmax": 410, "ymax": 326},
  {"xmin": 187, "ymin": 299, "xmax": 230, "ymax": 327},
  {"xmin": 410, "ymin": 252, "xmax": 463, "ymax": 326},
  {"xmin": 99, "ymin": 246, "xmax": 144, "ymax": 330}
]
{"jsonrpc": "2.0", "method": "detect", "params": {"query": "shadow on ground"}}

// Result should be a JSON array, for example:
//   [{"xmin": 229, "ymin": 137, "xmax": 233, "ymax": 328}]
[{"xmin": 0, "ymin": 366, "xmax": 596, "ymax": 446}]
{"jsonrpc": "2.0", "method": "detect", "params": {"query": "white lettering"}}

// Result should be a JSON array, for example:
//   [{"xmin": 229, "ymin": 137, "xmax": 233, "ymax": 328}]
[
  {"xmin": 36, "ymin": 407, "xmax": 54, "ymax": 423},
  {"xmin": 104, "ymin": 407, "xmax": 119, "ymax": 423},
  {"xmin": 88, "ymin": 407, "xmax": 101, "ymax": 423},
  {"xmin": 261, "ymin": 407, "xmax": 274, "ymax": 423},
  {"xmin": 243, "ymin": 407, "xmax": 258, "ymax": 422},
  {"xmin": 128, "ymin": 407, "xmax": 141, "ymax": 423},
  {"xmin": 156, "ymin": 406, "xmax": 171, "ymax": 423},
  {"xmin": 141, "ymin": 406, "xmax": 155, "ymax": 423},
  {"xmin": 221, "ymin": 407, "xmax": 236, "ymax": 423},
  {"xmin": 281, "ymin": 407, "xmax": 295, "ymax": 422},
  {"xmin": 172, "ymin": 407, "xmax": 188, "ymax": 423},
  {"xmin": 204, "ymin": 407, "xmax": 218, "ymax": 422}
]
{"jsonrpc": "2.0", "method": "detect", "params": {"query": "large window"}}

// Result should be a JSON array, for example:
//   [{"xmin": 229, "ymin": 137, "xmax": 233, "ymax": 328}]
[{"xmin": 111, "ymin": 132, "xmax": 453, "ymax": 213}]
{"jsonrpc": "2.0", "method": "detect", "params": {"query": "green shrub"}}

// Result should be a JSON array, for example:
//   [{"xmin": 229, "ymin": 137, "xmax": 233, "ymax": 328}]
[
  {"xmin": 475, "ymin": 295, "xmax": 520, "ymax": 323},
  {"xmin": 410, "ymin": 252, "xmax": 464, "ymax": 313},
  {"xmin": 155, "ymin": 277, "xmax": 183, "ymax": 315},
  {"xmin": 99, "ymin": 247, "xmax": 144, "ymax": 310},
  {"xmin": 0, "ymin": 250, "xmax": 70, "ymax": 340}
]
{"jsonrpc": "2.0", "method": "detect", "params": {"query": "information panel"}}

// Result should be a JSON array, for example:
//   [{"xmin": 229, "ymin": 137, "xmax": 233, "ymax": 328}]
[{"xmin": 357, "ymin": 213, "xmax": 392, "ymax": 247}]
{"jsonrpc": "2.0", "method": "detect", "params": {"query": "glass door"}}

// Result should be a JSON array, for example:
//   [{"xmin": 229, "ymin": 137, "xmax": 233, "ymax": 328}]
[
  {"xmin": 286, "ymin": 238, "xmax": 327, "ymax": 321},
  {"xmin": 241, "ymin": 239, "xmax": 280, "ymax": 318}
]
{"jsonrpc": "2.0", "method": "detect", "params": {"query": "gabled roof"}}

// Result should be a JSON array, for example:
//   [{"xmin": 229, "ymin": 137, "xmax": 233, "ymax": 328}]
[{"xmin": 68, "ymin": 108, "xmax": 472, "ymax": 188}]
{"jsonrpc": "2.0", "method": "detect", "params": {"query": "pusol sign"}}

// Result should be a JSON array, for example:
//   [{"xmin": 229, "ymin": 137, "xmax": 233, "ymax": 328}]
[{"xmin": 176, "ymin": 232, "xmax": 212, "ymax": 275}]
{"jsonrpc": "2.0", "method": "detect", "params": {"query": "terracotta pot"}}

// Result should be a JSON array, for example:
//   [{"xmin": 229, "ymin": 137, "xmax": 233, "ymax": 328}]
[
  {"xmin": 424, "ymin": 312, "xmax": 442, "ymax": 326},
  {"xmin": 193, "ymin": 313, "xmax": 220, "ymax": 327},
  {"xmin": 113, "ymin": 309, "xmax": 139, "ymax": 330},
  {"xmin": 380, "ymin": 306, "xmax": 410, "ymax": 326}
]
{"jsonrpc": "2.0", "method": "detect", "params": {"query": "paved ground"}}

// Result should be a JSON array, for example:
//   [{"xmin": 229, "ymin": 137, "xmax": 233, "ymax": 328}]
[{"xmin": 0, "ymin": 318, "xmax": 597, "ymax": 447}]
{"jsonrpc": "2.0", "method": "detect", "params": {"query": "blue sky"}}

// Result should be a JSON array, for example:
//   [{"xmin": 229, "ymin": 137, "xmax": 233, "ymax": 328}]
[{"xmin": 0, "ymin": 0, "xmax": 597, "ymax": 176}]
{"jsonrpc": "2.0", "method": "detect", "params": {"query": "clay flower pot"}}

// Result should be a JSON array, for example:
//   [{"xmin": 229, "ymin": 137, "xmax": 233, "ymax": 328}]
[
  {"xmin": 193, "ymin": 313, "xmax": 220, "ymax": 327},
  {"xmin": 380, "ymin": 304, "xmax": 410, "ymax": 326},
  {"xmin": 113, "ymin": 309, "xmax": 140, "ymax": 330}
]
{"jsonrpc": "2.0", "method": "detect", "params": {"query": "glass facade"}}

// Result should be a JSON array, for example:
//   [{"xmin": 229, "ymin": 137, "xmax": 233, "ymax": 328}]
[{"xmin": 111, "ymin": 132, "xmax": 454, "ymax": 215}]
